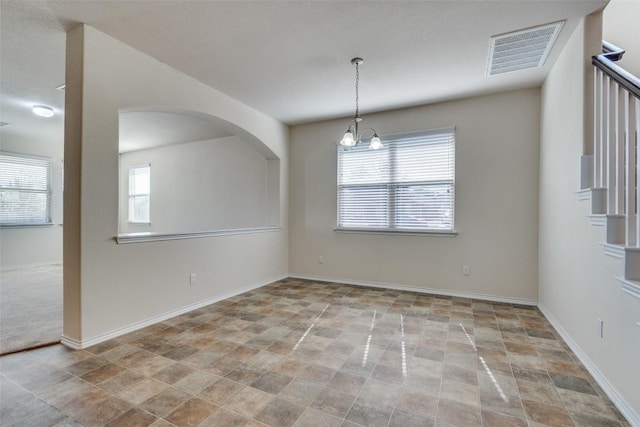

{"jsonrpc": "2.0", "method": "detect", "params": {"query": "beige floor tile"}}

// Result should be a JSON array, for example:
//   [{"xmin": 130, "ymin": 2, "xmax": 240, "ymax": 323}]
[
  {"xmin": 437, "ymin": 398, "xmax": 482, "ymax": 426},
  {"xmin": 164, "ymin": 397, "xmax": 217, "ymax": 427},
  {"xmin": 224, "ymin": 386, "xmax": 274, "ymax": 418}
]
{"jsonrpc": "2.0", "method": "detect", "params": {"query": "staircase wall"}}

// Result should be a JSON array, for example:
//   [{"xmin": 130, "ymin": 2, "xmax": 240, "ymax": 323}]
[
  {"xmin": 539, "ymin": 14, "xmax": 640, "ymax": 423},
  {"xmin": 603, "ymin": 0, "xmax": 640, "ymax": 77}
]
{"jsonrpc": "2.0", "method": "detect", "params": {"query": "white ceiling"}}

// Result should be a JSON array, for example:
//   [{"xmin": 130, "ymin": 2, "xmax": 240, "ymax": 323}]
[{"xmin": 0, "ymin": 1, "xmax": 607, "ymax": 148}]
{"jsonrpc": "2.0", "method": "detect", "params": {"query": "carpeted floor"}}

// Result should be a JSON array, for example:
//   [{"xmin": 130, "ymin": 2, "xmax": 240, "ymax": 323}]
[{"xmin": 0, "ymin": 264, "xmax": 62, "ymax": 355}]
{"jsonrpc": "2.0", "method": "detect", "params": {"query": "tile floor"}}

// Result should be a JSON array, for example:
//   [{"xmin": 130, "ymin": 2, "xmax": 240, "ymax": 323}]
[{"xmin": 0, "ymin": 278, "xmax": 631, "ymax": 427}]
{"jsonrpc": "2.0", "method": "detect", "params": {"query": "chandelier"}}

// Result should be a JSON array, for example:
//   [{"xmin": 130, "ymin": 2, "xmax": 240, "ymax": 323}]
[{"xmin": 339, "ymin": 58, "xmax": 383, "ymax": 150}]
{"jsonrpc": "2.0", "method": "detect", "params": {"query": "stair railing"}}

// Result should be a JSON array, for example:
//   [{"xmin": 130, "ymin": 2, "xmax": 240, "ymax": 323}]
[{"xmin": 593, "ymin": 41, "xmax": 640, "ymax": 246}]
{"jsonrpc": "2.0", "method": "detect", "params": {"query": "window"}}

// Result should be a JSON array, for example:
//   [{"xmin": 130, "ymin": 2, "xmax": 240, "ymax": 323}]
[
  {"xmin": 337, "ymin": 128, "xmax": 455, "ymax": 232},
  {"xmin": 128, "ymin": 165, "xmax": 150, "ymax": 223},
  {"xmin": 0, "ymin": 152, "xmax": 52, "ymax": 226}
]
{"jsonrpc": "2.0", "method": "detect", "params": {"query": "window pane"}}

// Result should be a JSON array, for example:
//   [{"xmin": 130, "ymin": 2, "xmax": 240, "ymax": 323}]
[
  {"xmin": 395, "ymin": 183, "xmax": 454, "ymax": 230},
  {"xmin": 128, "ymin": 165, "xmax": 151, "ymax": 223},
  {"xmin": 129, "ymin": 195, "xmax": 150, "ymax": 223},
  {"xmin": 0, "ymin": 162, "xmax": 49, "ymax": 190},
  {"xmin": 129, "ymin": 166, "xmax": 150, "ymax": 195},
  {"xmin": 338, "ymin": 185, "xmax": 388, "ymax": 228},
  {"xmin": 394, "ymin": 141, "xmax": 454, "ymax": 183},
  {"xmin": 338, "ymin": 145, "xmax": 390, "ymax": 185},
  {"xmin": 0, "ymin": 190, "xmax": 49, "ymax": 224},
  {"xmin": 0, "ymin": 153, "xmax": 51, "ymax": 225}
]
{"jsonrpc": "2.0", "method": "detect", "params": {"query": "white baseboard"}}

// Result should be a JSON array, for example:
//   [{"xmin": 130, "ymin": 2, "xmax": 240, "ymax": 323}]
[
  {"xmin": 288, "ymin": 273, "xmax": 537, "ymax": 306},
  {"xmin": 538, "ymin": 303, "xmax": 639, "ymax": 426},
  {"xmin": 60, "ymin": 335, "xmax": 83, "ymax": 350},
  {"xmin": 63, "ymin": 274, "xmax": 287, "ymax": 350},
  {"xmin": 0, "ymin": 261, "xmax": 62, "ymax": 271}
]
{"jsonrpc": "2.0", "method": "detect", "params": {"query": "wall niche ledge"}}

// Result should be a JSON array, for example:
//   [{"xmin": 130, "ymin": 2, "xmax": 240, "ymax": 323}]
[{"xmin": 116, "ymin": 225, "xmax": 282, "ymax": 244}]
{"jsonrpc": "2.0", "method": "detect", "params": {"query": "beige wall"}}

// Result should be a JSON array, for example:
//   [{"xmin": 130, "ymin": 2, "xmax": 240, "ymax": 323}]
[
  {"xmin": 289, "ymin": 88, "xmax": 540, "ymax": 303},
  {"xmin": 0, "ymin": 133, "xmax": 63, "ymax": 268},
  {"xmin": 119, "ymin": 136, "xmax": 277, "ymax": 235},
  {"xmin": 539, "ymin": 15, "xmax": 640, "ymax": 420},
  {"xmin": 64, "ymin": 25, "xmax": 289, "ymax": 344},
  {"xmin": 603, "ymin": 0, "xmax": 640, "ymax": 76}
]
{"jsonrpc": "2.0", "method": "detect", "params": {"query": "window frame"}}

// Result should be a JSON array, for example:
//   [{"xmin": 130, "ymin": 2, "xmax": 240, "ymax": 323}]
[
  {"xmin": 128, "ymin": 164, "xmax": 151, "ymax": 225},
  {"xmin": 336, "ymin": 128, "xmax": 456, "ymax": 236},
  {"xmin": 0, "ymin": 151, "xmax": 53, "ymax": 227}
]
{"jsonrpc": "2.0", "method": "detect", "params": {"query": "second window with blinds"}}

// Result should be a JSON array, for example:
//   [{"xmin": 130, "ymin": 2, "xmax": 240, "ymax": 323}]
[
  {"xmin": 128, "ymin": 165, "xmax": 151, "ymax": 224},
  {"xmin": 337, "ymin": 128, "xmax": 455, "ymax": 233}
]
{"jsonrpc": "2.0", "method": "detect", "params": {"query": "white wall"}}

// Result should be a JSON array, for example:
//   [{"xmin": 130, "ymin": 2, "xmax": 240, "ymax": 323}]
[
  {"xmin": 289, "ymin": 88, "xmax": 540, "ymax": 303},
  {"xmin": 119, "ymin": 136, "xmax": 277, "ymax": 234},
  {"xmin": 603, "ymin": 0, "xmax": 640, "ymax": 76},
  {"xmin": 64, "ymin": 25, "xmax": 288, "ymax": 344},
  {"xmin": 0, "ymin": 133, "xmax": 63, "ymax": 268},
  {"xmin": 539, "ymin": 15, "xmax": 640, "ymax": 421}
]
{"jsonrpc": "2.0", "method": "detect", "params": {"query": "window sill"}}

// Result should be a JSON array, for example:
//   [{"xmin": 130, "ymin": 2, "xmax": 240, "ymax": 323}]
[
  {"xmin": 334, "ymin": 227, "xmax": 457, "ymax": 237},
  {"xmin": 0, "ymin": 223, "xmax": 56, "ymax": 229},
  {"xmin": 116, "ymin": 225, "xmax": 282, "ymax": 244}
]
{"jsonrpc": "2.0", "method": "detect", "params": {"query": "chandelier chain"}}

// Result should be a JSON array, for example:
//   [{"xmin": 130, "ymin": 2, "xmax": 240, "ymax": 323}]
[
  {"xmin": 355, "ymin": 61, "xmax": 359, "ymax": 118},
  {"xmin": 339, "ymin": 57, "xmax": 382, "ymax": 150}
]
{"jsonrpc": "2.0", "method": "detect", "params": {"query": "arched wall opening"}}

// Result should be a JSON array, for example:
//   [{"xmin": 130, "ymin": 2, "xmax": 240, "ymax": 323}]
[{"xmin": 117, "ymin": 108, "xmax": 280, "ymax": 236}]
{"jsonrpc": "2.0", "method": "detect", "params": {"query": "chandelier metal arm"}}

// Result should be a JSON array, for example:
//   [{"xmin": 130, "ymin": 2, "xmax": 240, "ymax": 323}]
[{"xmin": 355, "ymin": 127, "xmax": 378, "ymax": 142}]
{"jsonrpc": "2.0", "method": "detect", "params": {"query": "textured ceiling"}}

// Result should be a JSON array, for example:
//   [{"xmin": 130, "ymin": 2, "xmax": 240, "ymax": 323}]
[{"xmin": 0, "ymin": 1, "xmax": 607, "ymax": 147}]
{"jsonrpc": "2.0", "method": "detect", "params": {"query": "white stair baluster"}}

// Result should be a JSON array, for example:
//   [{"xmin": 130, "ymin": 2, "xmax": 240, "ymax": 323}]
[
  {"xmin": 626, "ymin": 91, "xmax": 636, "ymax": 246},
  {"xmin": 594, "ymin": 67, "xmax": 600, "ymax": 188},
  {"xmin": 616, "ymin": 84, "xmax": 624, "ymax": 214},
  {"xmin": 634, "ymin": 97, "xmax": 640, "ymax": 247},
  {"xmin": 607, "ymin": 76, "xmax": 615, "ymax": 213},
  {"xmin": 598, "ymin": 70, "xmax": 605, "ymax": 187}
]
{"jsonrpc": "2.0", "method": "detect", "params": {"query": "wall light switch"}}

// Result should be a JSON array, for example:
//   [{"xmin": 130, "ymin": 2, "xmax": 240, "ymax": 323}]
[
  {"xmin": 463, "ymin": 266, "xmax": 470, "ymax": 276},
  {"xmin": 598, "ymin": 318, "xmax": 604, "ymax": 338},
  {"xmin": 190, "ymin": 273, "xmax": 197, "ymax": 285}
]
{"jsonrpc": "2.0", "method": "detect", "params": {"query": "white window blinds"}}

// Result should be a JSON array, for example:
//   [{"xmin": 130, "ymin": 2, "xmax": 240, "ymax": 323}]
[
  {"xmin": 0, "ymin": 152, "xmax": 52, "ymax": 226},
  {"xmin": 337, "ymin": 128, "xmax": 455, "ymax": 232},
  {"xmin": 128, "ymin": 165, "xmax": 150, "ymax": 223}
]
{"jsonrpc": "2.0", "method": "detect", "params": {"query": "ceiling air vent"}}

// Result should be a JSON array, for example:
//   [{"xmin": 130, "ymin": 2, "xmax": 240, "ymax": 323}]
[{"xmin": 487, "ymin": 21, "xmax": 564, "ymax": 76}]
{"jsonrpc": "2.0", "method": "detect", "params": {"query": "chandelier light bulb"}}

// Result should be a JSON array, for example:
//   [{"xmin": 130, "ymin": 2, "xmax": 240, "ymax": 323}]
[
  {"xmin": 369, "ymin": 135, "xmax": 383, "ymax": 150},
  {"xmin": 340, "ymin": 130, "xmax": 356, "ymax": 147},
  {"xmin": 32, "ymin": 105, "xmax": 54, "ymax": 118}
]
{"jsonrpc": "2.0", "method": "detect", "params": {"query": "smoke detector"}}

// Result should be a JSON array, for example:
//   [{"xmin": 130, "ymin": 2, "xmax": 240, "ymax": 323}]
[{"xmin": 487, "ymin": 21, "xmax": 564, "ymax": 76}]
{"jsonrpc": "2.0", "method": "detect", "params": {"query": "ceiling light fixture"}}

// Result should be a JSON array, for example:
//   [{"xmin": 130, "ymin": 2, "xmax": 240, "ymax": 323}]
[
  {"xmin": 33, "ymin": 105, "xmax": 54, "ymax": 118},
  {"xmin": 339, "ymin": 58, "xmax": 382, "ymax": 150}
]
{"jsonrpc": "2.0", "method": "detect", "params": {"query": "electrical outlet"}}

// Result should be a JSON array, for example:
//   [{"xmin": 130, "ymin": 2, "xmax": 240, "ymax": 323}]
[
  {"xmin": 190, "ymin": 273, "xmax": 197, "ymax": 285},
  {"xmin": 462, "ymin": 265, "xmax": 470, "ymax": 276},
  {"xmin": 598, "ymin": 318, "xmax": 604, "ymax": 338},
  {"xmin": 319, "ymin": 255, "xmax": 324, "ymax": 264}
]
